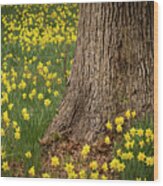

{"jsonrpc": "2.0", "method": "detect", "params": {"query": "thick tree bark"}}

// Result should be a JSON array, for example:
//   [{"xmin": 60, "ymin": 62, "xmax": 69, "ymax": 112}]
[{"xmin": 41, "ymin": 2, "xmax": 154, "ymax": 144}]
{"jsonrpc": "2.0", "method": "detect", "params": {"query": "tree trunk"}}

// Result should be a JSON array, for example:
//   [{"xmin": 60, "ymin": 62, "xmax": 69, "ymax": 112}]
[{"xmin": 41, "ymin": 2, "xmax": 154, "ymax": 144}]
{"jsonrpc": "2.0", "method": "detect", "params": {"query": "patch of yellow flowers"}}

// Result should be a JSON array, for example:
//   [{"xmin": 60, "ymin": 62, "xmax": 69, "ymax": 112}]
[
  {"xmin": 1, "ymin": 3, "xmax": 79, "ymax": 178},
  {"xmin": 105, "ymin": 109, "xmax": 154, "ymax": 180},
  {"xmin": 110, "ymin": 158, "xmax": 125, "ymax": 172},
  {"xmin": 21, "ymin": 108, "xmax": 30, "ymax": 121}
]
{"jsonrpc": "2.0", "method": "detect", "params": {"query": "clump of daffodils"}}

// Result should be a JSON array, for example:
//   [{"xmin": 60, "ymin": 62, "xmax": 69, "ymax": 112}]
[
  {"xmin": 14, "ymin": 127, "xmax": 21, "ymax": 140},
  {"xmin": 2, "ymin": 111, "xmax": 10, "ymax": 126},
  {"xmin": 110, "ymin": 158, "xmax": 125, "ymax": 172},
  {"xmin": 1, "ymin": 4, "xmax": 80, "ymax": 178},
  {"xmin": 21, "ymin": 108, "xmax": 30, "ymax": 121},
  {"xmin": 125, "ymin": 110, "xmax": 136, "ymax": 119},
  {"xmin": 114, "ymin": 116, "xmax": 124, "ymax": 133},
  {"xmin": 120, "ymin": 152, "xmax": 134, "ymax": 160},
  {"xmin": 64, "ymin": 162, "xmax": 77, "ymax": 178},
  {"xmin": 110, "ymin": 113, "xmax": 154, "ymax": 179}
]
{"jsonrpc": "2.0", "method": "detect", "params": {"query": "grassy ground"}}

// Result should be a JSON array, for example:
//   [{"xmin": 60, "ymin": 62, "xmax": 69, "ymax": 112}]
[{"xmin": 1, "ymin": 4, "xmax": 154, "ymax": 180}]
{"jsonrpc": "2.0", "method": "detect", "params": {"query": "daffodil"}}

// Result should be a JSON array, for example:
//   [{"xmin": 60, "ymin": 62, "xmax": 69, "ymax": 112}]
[
  {"xmin": 2, "ymin": 161, "xmax": 10, "ymax": 171},
  {"xmin": 28, "ymin": 166, "xmax": 35, "ymax": 177},
  {"xmin": 25, "ymin": 151, "xmax": 32, "ymax": 159},
  {"xmin": 137, "ymin": 128, "xmax": 144, "ymax": 137},
  {"xmin": 110, "ymin": 158, "xmax": 120, "ymax": 170},
  {"xmin": 22, "ymin": 93, "xmax": 27, "ymax": 99},
  {"xmin": 90, "ymin": 171, "xmax": 99, "ymax": 179},
  {"xmin": 81, "ymin": 144, "xmax": 90, "ymax": 157},
  {"xmin": 8, "ymin": 103, "xmax": 14, "ymax": 110},
  {"xmin": 53, "ymin": 90, "xmax": 59, "ymax": 97},
  {"xmin": 131, "ymin": 111, "xmax": 136, "ymax": 118},
  {"xmin": 1, "ymin": 151, "xmax": 6, "ymax": 160},
  {"xmin": 12, "ymin": 121, "xmax": 18, "ymax": 128},
  {"xmin": 124, "ymin": 140, "xmax": 135, "ymax": 149},
  {"xmin": 21, "ymin": 108, "xmax": 30, "ymax": 121},
  {"xmin": 51, "ymin": 156, "xmax": 59, "ymax": 167},
  {"xmin": 18, "ymin": 80, "xmax": 26, "ymax": 90},
  {"xmin": 42, "ymin": 172, "xmax": 50, "ymax": 178},
  {"xmin": 139, "ymin": 140, "xmax": 145, "ymax": 148},
  {"xmin": 14, "ymin": 131, "xmax": 21, "ymax": 140},
  {"xmin": 116, "ymin": 149, "xmax": 122, "ymax": 157},
  {"xmin": 121, "ymin": 152, "xmax": 134, "ymax": 160},
  {"xmin": 44, "ymin": 99, "xmax": 51, "ymax": 107},
  {"xmin": 130, "ymin": 127, "xmax": 136, "ymax": 136},
  {"xmin": 2, "ymin": 111, "xmax": 10, "ymax": 126},
  {"xmin": 89, "ymin": 161, "xmax": 98, "ymax": 170},
  {"xmin": 146, "ymin": 156, "xmax": 154, "ymax": 166},
  {"xmin": 64, "ymin": 163, "xmax": 74, "ymax": 173},
  {"xmin": 116, "ymin": 124, "xmax": 123, "ymax": 133},
  {"xmin": 1, "ymin": 128, "xmax": 5, "ymax": 136},
  {"xmin": 79, "ymin": 169, "xmax": 86, "ymax": 179},
  {"xmin": 137, "ymin": 152, "xmax": 146, "ymax": 162},
  {"xmin": 106, "ymin": 121, "xmax": 112, "ymax": 130},
  {"xmin": 117, "ymin": 162, "xmax": 125, "ymax": 172},
  {"xmin": 125, "ymin": 109, "xmax": 131, "ymax": 119},
  {"xmin": 101, "ymin": 174, "xmax": 107, "ymax": 180},
  {"xmin": 67, "ymin": 171, "xmax": 78, "ymax": 179},
  {"xmin": 102, "ymin": 162, "xmax": 108, "ymax": 172},
  {"xmin": 115, "ymin": 116, "xmax": 124, "ymax": 125},
  {"xmin": 124, "ymin": 132, "xmax": 131, "ymax": 141},
  {"xmin": 57, "ymin": 78, "xmax": 62, "ymax": 85},
  {"xmin": 145, "ymin": 128, "xmax": 153, "ymax": 138},
  {"xmin": 38, "ymin": 93, "xmax": 44, "ymax": 100},
  {"xmin": 104, "ymin": 136, "xmax": 111, "ymax": 145}
]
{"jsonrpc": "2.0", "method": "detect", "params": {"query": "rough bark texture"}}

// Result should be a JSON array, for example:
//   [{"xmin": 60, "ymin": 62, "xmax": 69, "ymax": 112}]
[{"xmin": 41, "ymin": 2, "xmax": 154, "ymax": 144}]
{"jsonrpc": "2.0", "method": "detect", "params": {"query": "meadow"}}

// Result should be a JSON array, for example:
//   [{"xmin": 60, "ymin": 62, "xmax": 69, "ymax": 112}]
[{"xmin": 1, "ymin": 4, "xmax": 154, "ymax": 180}]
